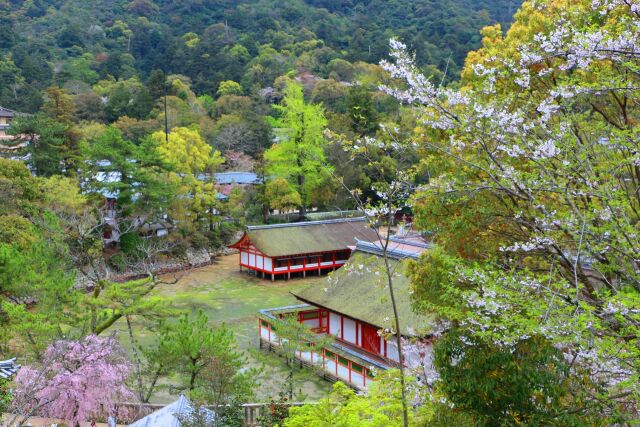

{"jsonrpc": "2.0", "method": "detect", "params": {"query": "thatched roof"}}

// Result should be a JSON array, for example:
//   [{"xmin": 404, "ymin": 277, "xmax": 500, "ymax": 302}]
[
  {"xmin": 291, "ymin": 240, "xmax": 435, "ymax": 337},
  {"xmin": 232, "ymin": 218, "xmax": 378, "ymax": 257}
]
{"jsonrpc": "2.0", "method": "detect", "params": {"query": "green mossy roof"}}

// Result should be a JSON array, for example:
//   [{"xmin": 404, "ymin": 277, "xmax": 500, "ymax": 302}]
[
  {"xmin": 292, "ymin": 253, "xmax": 435, "ymax": 337},
  {"xmin": 246, "ymin": 218, "xmax": 378, "ymax": 257}
]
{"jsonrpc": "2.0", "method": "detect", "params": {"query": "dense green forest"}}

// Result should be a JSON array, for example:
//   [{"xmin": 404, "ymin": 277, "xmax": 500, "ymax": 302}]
[{"xmin": 0, "ymin": 0, "xmax": 521, "ymax": 112}]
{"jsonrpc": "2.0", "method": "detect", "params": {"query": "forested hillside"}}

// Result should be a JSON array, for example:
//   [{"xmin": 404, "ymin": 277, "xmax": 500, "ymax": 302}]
[{"xmin": 0, "ymin": 0, "xmax": 521, "ymax": 112}]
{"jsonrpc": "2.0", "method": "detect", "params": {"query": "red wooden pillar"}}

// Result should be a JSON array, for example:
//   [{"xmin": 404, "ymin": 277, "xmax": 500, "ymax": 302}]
[
  {"xmin": 318, "ymin": 255, "xmax": 321, "ymax": 275},
  {"xmin": 332, "ymin": 251, "xmax": 336, "ymax": 271},
  {"xmin": 287, "ymin": 259, "xmax": 291, "ymax": 280}
]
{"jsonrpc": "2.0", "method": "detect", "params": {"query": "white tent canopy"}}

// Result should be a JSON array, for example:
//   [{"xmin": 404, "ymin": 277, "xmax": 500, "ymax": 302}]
[{"xmin": 129, "ymin": 395, "xmax": 215, "ymax": 427}]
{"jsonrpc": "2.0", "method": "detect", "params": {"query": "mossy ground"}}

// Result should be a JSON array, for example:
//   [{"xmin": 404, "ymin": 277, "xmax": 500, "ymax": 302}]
[{"xmin": 113, "ymin": 254, "xmax": 332, "ymax": 403}]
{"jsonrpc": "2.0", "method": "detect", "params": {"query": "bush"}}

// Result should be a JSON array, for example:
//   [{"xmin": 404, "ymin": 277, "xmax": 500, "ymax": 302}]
[
  {"xmin": 108, "ymin": 253, "xmax": 127, "ymax": 272},
  {"xmin": 119, "ymin": 232, "xmax": 143, "ymax": 256},
  {"xmin": 189, "ymin": 231, "xmax": 209, "ymax": 249}
]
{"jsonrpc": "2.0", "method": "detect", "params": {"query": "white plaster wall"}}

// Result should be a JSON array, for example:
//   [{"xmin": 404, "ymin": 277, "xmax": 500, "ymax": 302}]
[
  {"xmin": 299, "ymin": 351, "xmax": 312, "ymax": 362},
  {"xmin": 249, "ymin": 254, "xmax": 256, "ymax": 267},
  {"xmin": 257, "ymin": 255, "xmax": 263, "ymax": 269},
  {"xmin": 329, "ymin": 312, "xmax": 341, "ymax": 336},
  {"xmin": 260, "ymin": 326, "xmax": 270, "ymax": 340},
  {"xmin": 351, "ymin": 371, "xmax": 364, "ymax": 387},
  {"xmin": 264, "ymin": 257, "xmax": 272, "ymax": 271},
  {"xmin": 387, "ymin": 338, "xmax": 400, "ymax": 362},
  {"xmin": 241, "ymin": 251, "xmax": 249, "ymax": 264},
  {"xmin": 325, "ymin": 359, "xmax": 337, "ymax": 375},
  {"xmin": 337, "ymin": 364, "xmax": 350, "ymax": 380},
  {"xmin": 303, "ymin": 318, "xmax": 320, "ymax": 328},
  {"xmin": 343, "ymin": 317, "xmax": 356, "ymax": 344}
]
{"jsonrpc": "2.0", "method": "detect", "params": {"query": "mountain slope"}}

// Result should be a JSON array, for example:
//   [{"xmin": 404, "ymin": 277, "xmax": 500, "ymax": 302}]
[{"xmin": 0, "ymin": 0, "xmax": 523, "ymax": 111}]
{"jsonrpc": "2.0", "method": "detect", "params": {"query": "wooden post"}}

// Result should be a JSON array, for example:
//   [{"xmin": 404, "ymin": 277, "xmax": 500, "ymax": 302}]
[
  {"xmin": 287, "ymin": 259, "xmax": 291, "ymax": 280},
  {"xmin": 303, "ymin": 257, "xmax": 306, "ymax": 278},
  {"xmin": 271, "ymin": 273, "xmax": 274, "ymax": 282},
  {"xmin": 318, "ymin": 255, "xmax": 321, "ymax": 275}
]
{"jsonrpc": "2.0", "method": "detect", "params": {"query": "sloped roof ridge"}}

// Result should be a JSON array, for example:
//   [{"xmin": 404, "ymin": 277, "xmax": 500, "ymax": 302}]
[
  {"xmin": 0, "ymin": 357, "xmax": 19, "ymax": 379},
  {"xmin": 354, "ymin": 239, "xmax": 423, "ymax": 260},
  {"xmin": 0, "ymin": 106, "xmax": 15, "ymax": 117},
  {"xmin": 388, "ymin": 235, "xmax": 432, "ymax": 248},
  {"xmin": 215, "ymin": 171, "xmax": 255, "ymax": 175},
  {"xmin": 248, "ymin": 217, "xmax": 367, "ymax": 230}
]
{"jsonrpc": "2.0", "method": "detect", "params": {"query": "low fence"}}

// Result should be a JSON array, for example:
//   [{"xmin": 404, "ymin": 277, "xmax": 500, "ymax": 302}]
[{"xmin": 115, "ymin": 401, "xmax": 310, "ymax": 426}]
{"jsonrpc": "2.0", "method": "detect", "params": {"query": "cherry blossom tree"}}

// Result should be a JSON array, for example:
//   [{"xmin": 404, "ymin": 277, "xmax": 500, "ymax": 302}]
[
  {"xmin": 326, "ymin": 124, "xmax": 424, "ymax": 427},
  {"xmin": 12, "ymin": 335, "xmax": 135, "ymax": 426},
  {"xmin": 383, "ymin": 0, "xmax": 640, "ymax": 420}
]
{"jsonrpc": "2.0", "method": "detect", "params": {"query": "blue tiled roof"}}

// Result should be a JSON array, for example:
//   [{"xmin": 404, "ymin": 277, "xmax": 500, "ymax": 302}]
[{"xmin": 214, "ymin": 172, "xmax": 262, "ymax": 185}]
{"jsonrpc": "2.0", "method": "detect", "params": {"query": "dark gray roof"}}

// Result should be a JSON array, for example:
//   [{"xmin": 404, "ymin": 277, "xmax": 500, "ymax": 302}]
[
  {"xmin": 305, "ymin": 210, "xmax": 364, "ymax": 221},
  {"xmin": 0, "ymin": 107, "xmax": 15, "ymax": 118},
  {"xmin": 0, "ymin": 358, "xmax": 20, "ymax": 379},
  {"xmin": 355, "ymin": 239, "xmax": 430, "ymax": 260}
]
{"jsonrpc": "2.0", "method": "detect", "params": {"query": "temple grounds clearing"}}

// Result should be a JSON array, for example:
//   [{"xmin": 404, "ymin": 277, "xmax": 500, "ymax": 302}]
[{"xmin": 114, "ymin": 254, "xmax": 332, "ymax": 403}]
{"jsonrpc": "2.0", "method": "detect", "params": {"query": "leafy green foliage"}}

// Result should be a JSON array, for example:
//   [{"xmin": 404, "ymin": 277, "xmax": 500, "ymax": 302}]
[
  {"xmin": 9, "ymin": 114, "xmax": 76, "ymax": 177},
  {"xmin": 265, "ymin": 82, "xmax": 331, "ymax": 214},
  {"xmin": 139, "ymin": 309, "xmax": 259, "ymax": 421},
  {"xmin": 284, "ymin": 372, "xmax": 429, "ymax": 426},
  {"xmin": 433, "ymin": 330, "xmax": 594, "ymax": 426}
]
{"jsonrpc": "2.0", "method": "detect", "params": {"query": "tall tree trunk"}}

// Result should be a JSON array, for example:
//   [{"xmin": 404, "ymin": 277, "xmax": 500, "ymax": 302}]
[
  {"xmin": 189, "ymin": 359, "xmax": 199, "ymax": 390},
  {"xmin": 297, "ymin": 173, "xmax": 306, "ymax": 216},
  {"xmin": 383, "ymin": 210, "xmax": 409, "ymax": 427}
]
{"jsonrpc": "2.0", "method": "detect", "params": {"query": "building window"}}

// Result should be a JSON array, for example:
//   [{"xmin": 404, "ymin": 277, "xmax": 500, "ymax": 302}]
[
  {"xmin": 338, "ymin": 356, "xmax": 349, "ymax": 367},
  {"xmin": 324, "ymin": 350, "xmax": 335, "ymax": 359},
  {"xmin": 301, "ymin": 311, "xmax": 319, "ymax": 320},
  {"xmin": 352, "ymin": 363, "xmax": 364, "ymax": 374},
  {"xmin": 260, "ymin": 320, "xmax": 269, "ymax": 328}
]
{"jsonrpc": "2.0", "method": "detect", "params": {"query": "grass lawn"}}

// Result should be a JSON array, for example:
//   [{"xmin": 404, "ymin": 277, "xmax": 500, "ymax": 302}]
[{"xmin": 114, "ymin": 254, "xmax": 333, "ymax": 404}]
